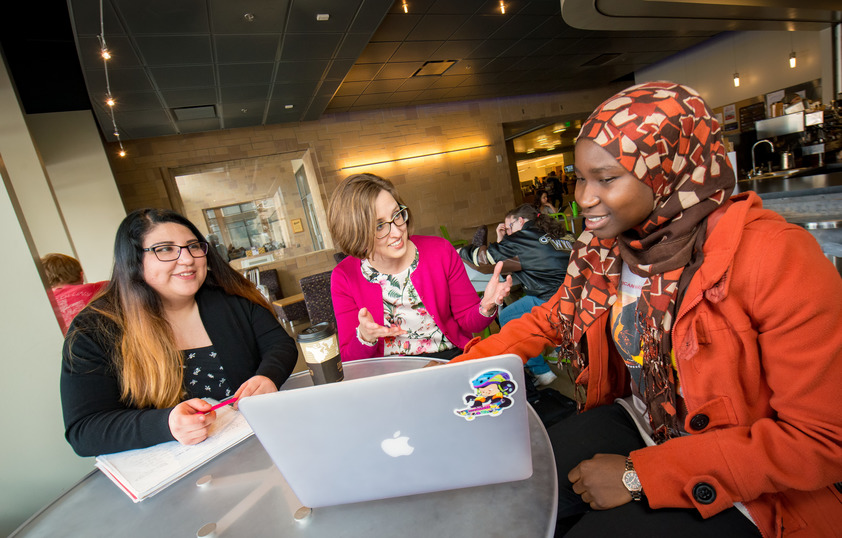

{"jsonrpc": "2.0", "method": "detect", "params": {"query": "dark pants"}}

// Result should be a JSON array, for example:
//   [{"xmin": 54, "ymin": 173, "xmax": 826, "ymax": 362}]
[{"xmin": 549, "ymin": 403, "xmax": 762, "ymax": 537}]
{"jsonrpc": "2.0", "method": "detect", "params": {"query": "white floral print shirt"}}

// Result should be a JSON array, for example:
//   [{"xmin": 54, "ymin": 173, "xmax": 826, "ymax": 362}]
[{"xmin": 361, "ymin": 249, "xmax": 455, "ymax": 356}]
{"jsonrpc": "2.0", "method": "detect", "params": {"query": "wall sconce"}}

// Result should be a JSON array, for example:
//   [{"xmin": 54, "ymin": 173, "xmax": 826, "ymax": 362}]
[
  {"xmin": 733, "ymin": 73, "xmax": 740, "ymax": 87},
  {"xmin": 789, "ymin": 52, "xmax": 797, "ymax": 69}
]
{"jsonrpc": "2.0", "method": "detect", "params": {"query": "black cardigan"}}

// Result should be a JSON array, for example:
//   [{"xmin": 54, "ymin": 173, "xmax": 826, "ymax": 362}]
[{"xmin": 60, "ymin": 286, "xmax": 297, "ymax": 457}]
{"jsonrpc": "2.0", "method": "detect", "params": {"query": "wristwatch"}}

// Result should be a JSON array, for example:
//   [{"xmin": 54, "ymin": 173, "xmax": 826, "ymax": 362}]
[{"xmin": 622, "ymin": 458, "xmax": 644, "ymax": 501}]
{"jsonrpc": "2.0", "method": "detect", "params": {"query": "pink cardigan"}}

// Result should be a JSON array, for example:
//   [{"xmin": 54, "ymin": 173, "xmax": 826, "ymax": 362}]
[{"xmin": 331, "ymin": 235, "xmax": 493, "ymax": 361}]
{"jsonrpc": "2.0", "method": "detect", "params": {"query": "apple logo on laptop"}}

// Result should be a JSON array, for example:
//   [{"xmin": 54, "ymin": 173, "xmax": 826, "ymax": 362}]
[{"xmin": 381, "ymin": 431, "xmax": 414, "ymax": 457}]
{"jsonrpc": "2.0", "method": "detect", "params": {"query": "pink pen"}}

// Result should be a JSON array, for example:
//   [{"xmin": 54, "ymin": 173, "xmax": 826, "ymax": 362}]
[{"xmin": 200, "ymin": 395, "xmax": 238, "ymax": 415}]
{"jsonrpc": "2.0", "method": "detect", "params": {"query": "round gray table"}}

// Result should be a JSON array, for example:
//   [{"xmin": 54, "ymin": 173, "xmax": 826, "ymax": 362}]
[{"xmin": 13, "ymin": 358, "xmax": 558, "ymax": 537}]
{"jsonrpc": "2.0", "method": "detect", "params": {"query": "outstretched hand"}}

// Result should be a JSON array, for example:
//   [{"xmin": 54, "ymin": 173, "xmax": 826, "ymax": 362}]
[
  {"xmin": 568, "ymin": 453, "xmax": 632, "ymax": 510},
  {"xmin": 480, "ymin": 261, "xmax": 512, "ymax": 314},
  {"xmin": 357, "ymin": 307, "xmax": 406, "ymax": 344}
]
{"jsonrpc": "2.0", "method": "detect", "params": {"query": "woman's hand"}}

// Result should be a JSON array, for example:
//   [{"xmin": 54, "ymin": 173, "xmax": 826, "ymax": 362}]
[
  {"xmin": 480, "ymin": 262, "xmax": 512, "ymax": 315},
  {"xmin": 496, "ymin": 223, "xmax": 507, "ymax": 242},
  {"xmin": 168, "ymin": 399, "xmax": 215, "ymax": 445},
  {"xmin": 357, "ymin": 307, "xmax": 406, "ymax": 343},
  {"xmin": 233, "ymin": 375, "xmax": 277, "ymax": 406},
  {"xmin": 568, "ymin": 453, "xmax": 631, "ymax": 510}
]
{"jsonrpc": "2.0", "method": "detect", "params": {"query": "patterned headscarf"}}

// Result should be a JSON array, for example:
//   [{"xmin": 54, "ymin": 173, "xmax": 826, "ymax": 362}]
[{"xmin": 555, "ymin": 81, "xmax": 735, "ymax": 442}]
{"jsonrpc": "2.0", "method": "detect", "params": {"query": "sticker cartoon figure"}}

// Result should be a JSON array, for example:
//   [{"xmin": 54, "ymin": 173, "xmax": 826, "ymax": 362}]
[{"xmin": 455, "ymin": 369, "xmax": 517, "ymax": 420}]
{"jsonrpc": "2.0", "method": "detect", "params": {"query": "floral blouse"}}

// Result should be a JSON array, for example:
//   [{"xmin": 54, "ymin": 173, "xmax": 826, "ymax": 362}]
[
  {"xmin": 361, "ymin": 249, "xmax": 455, "ymax": 356},
  {"xmin": 182, "ymin": 345, "xmax": 233, "ymax": 400}
]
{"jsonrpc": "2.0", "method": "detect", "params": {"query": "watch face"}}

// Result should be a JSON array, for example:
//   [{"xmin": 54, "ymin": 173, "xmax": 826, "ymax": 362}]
[{"xmin": 623, "ymin": 470, "xmax": 642, "ymax": 492}]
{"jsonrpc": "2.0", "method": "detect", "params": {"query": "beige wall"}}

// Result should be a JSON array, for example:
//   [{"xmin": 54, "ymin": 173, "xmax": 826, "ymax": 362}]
[
  {"xmin": 635, "ymin": 30, "xmax": 824, "ymax": 109},
  {"xmin": 105, "ymin": 87, "xmax": 621, "ymax": 290},
  {"xmin": 26, "ymin": 111, "xmax": 126, "ymax": 282},
  {"xmin": 0, "ymin": 56, "xmax": 93, "ymax": 536}
]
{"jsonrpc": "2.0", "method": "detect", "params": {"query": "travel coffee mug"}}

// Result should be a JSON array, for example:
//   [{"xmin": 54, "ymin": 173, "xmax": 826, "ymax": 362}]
[{"xmin": 297, "ymin": 322, "xmax": 344, "ymax": 385}]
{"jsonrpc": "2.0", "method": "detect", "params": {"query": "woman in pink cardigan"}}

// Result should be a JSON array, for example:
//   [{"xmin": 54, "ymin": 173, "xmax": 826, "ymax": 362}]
[{"xmin": 327, "ymin": 173, "xmax": 511, "ymax": 361}]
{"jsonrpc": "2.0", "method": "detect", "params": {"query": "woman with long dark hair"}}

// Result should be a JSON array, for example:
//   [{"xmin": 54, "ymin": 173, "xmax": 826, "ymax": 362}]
[{"xmin": 61, "ymin": 209, "xmax": 297, "ymax": 457}]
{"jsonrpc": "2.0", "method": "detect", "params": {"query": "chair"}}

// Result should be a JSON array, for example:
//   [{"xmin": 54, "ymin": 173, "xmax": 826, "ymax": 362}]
[
  {"xmin": 299, "ymin": 271, "xmax": 336, "ymax": 326},
  {"xmin": 548, "ymin": 212, "xmax": 573, "ymax": 233},
  {"xmin": 440, "ymin": 225, "xmax": 468, "ymax": 248},
  {"xmin": 258, "ymin": 269, "xmax": 283, "ymax": 301}
]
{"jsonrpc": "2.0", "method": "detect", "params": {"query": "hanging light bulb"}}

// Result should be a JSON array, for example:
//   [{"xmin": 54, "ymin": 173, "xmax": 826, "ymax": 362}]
[
  {"xmin": 101, "ymin": 47, "xmax": 111, "ymax": 60},
  {"xmin": 402, "ymin": 0, "xmax": 408, "ymax": 13},
  {"xmin": 733, "ymin": 73, "xmax": 740, "ymax": 87},
  {"xmin": 106, "ymin": 94, "xmax": 116, "ymax": 107},
  {"xmin": 499, "ymin": 1, "xmax": 506, "ymax": 14},
  {"xmin": 118, "ymin": 149, "xmax": 126, "ymax": 157},
  {"xmin": 789, "ymin": 51, "xmax": 796, "ymax": 69}
]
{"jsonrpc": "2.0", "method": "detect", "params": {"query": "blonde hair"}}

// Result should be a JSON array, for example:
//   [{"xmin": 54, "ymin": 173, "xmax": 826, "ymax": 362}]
[
  {"xmin": 73, "ymin": 209, "xmax": 272, "ymax": 409},
  {"xmin": 42, "ymin": 253, "xmax": 83, "ymax": 287},
  {"xmin": 327, "ymin": 173, "xmax": 413, "ymax": 260}
]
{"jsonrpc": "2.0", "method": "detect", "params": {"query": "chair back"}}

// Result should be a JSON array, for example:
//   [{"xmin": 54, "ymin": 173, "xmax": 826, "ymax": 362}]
[
  {"xmin": 299, "ymin": 271, "xmax": 336, "ymax": 325},
  {"xmin": 258, "ymin": 269, "xmax": 283, "ymax": 301},
  {"xmin": 470, "ymin": 225, "xmax": 487, "ymax": 248}
]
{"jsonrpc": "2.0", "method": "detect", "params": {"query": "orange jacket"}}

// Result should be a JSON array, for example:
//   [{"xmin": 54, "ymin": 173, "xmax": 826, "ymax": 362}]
[{"xmin": 457, "ymin": 192, "xmax": 842, "ymax": 537}]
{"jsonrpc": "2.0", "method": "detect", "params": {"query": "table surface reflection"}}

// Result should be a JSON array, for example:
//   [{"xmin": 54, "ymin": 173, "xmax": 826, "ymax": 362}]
[{"xmin": 13, "ymin": 358, "xmax": 557, "ymax": 538}]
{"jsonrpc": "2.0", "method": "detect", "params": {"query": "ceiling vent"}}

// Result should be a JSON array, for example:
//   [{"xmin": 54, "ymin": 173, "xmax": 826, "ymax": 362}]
[
  {"xmin": 412, "ymin": 60, "xmax": 457, "ymax": 77},
  {"xmin": 172, "ymin": 105, "xmax": 217, "ymax": 121},
  {"xmin": 581, "ymin": 53, "xmax": 621, "ymax": 67}
]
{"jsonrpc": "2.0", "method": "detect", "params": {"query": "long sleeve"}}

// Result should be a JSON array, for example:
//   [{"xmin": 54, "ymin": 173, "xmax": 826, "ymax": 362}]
[
  {"xmin": 331, "ymin": 260, "xmax": 383, "ymax": 361},
  {"xmin": 437, "ymin": 240, "xmax": 496, "ymax": 335},
  {"xmin": 60, "ymin": 313, "xmax": 175, "ymax": 457}
]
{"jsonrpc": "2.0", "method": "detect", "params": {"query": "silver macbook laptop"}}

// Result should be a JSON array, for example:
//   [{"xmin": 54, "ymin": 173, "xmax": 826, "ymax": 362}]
[{"xmin": 238, "ymin": 354, "xmax": 533, "ymax": 508}]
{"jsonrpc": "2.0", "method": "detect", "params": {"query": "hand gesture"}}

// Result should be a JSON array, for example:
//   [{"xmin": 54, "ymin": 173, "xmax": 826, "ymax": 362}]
[
  {"xmin": 568, "ymin": 453, "xmax": 632, "ymax": 510},
  {"xmin": 496, "ymin": 223, "xmax": 507, "ymax": 242},
  {"xmin": 233, "ymin": 375, "xmax": 277, "ymax": 407},
  {"xmin": 168, "ymin": 398, "xmax": 215, "ymax": 445},
  {"xmin": 480, "ymin": 262, "xmax": 512, "ymax": 314},
  {"xmin": 357, "ymin": 307, "xmax": 406, "ymax": 344}
]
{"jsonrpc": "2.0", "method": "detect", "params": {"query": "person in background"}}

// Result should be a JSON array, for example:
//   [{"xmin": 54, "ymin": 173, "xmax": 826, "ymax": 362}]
[
  {"xmin": 327, "ymin": 173, "xmax": 511, "ymax": 362},
  {"xmin": 42, "ymin": 253, "xmax": 108, "ymax": 335},
  {"xmin": 546, "ymin": 171, "xmax": 563, "ymax": 208},
  {"xmin": 460, "ymin": 203, "xmax": 574, "ymax": 385},
  {"xmin": 207, "ymin": 233, "xmax": 229, "ymax": 262},
  {"xmin": 61, "ymin": 208, "xmax": 297, "ymax": 457},
  {"xmin": 533, "ymin": 188, "xmax": 558, "ymax": 215},
  {"xmin": 452, "ymin": 81, "xmax": 842, "ymax": 536}
]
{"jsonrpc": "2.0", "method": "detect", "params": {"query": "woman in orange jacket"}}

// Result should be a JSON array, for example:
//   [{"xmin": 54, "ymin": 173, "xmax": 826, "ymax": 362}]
[{"xmin": 454, "ymin": 81, "xmax": 842, "ymax": 536}]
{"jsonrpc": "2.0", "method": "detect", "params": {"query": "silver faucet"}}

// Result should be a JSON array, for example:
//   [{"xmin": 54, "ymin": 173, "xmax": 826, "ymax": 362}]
[{"xmin": 750, "ymin": 139, "xmax": 774, "ymax": 178}]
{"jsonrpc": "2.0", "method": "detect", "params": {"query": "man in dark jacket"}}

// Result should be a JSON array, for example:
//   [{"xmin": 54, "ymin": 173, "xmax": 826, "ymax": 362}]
[{"xmin": 460, "ymin": 204, "xmax": 574, "ymax": 385}]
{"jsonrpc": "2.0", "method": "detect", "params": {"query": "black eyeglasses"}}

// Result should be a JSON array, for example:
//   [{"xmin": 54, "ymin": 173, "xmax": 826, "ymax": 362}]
[
  {"xmin": 375, "ymin": 206, "xmax": 409, "ymax": 239},
  {"xmin": 142, "ymin": 241, "xmax": 209, "ymax": 262}
]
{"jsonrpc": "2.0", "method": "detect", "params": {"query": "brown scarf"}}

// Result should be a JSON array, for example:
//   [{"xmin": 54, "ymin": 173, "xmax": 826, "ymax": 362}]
[{"xmin": 555, "ymin": 82, "xmax": 736, "ymax": 442}]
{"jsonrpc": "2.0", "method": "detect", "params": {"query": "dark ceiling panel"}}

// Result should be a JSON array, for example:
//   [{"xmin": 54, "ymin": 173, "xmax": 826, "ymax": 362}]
[
  {"xmin": 151, "ymin": 66, "xmax": 216, "ymax": 89},
  {"xmin": 406, "ymin": 14, "xmax": 471, "ymax": 40},
  {"xmin": 357, "ymin": 42, "xmax": 402, "ymax": 62},
  {"xmin": 345, "ymin": 63, "xmax": 385, "ymax": 81},
  {"xmin": 281, "ymin": 33, "xmax": 344, "ymax": 60},
  {"xmin": 215, "ymin": 35, "xmax": 281, "ymax": 63},
  {"xmin": 134, "ymin": 36, "xmax": 213, "ymax": 65},
  {"xmin": 114, "ymin": 0, "xmax": 210, "ymax": 34},
  {"xmin": 376, "ymin": 62, "xmax": 424, "ymax": 79},
  {"xmin": 162, "ymin": 88, "xmax": 219, "ymax": 108},
  {"xmin": 218, "ymin": 63, "xmax": 275, "ymax": 86},
  {"xmin": 449, "ymin": 14, "xmax": 508, "ymax": 40},
  {"xmin": 337, "ymin": 33, "xmax": 377, "ymax": 59},
  {"xmin": 392, "ymin": 41, "xmax": 444, "ymax": 62},
  {"xmin": 363, "ymin": 79, "xmax": 407, "ymax": 93},
  {"xmin": 370, "ymin": 14, "xmax": 422, "ymax": 41},
  {"xmin": 208, "ymin": 0, "xmax": 291, "ymax": 34}
]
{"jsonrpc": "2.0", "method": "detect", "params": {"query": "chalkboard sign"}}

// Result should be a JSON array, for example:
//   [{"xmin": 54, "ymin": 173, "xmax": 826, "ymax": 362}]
[{"xmin": 739, "ymin": 102, "xmax": 766, "ymax": 132}]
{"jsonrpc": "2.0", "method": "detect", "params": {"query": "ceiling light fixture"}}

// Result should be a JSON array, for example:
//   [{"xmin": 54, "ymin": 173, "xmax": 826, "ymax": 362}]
[
  {"xmin": 285, "ymin": 104, "xmax": 294, "ymax": 109},
  {"xmin": 789, "ymin": 33, "xmax": 796, "ymax": 68},
  {"xmin": 402, "ymin": 0, "xmax": 408, "ymax": 13},
  {"xmin": 499, "ymin": 1, "xmax": 506, "ymax": 14},
  {"xmin": 97, "ymin": 0, "xmax": 125, "ymax": 157},
  {"xmin": 731, "ymin": 35, "xmax": 740, "ymax": 89},
  {"xmin": 316, "ymin": 13, "xmax": 329, "ymax": 21},
  {"xmin": 243, "ymin": 13, "xmax": 255, "ymax": 22}
]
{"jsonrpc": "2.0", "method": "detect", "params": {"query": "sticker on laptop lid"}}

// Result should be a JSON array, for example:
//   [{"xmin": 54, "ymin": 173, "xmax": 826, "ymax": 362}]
[{"xmin": 454, "ymin": 369, "xmax": 517, "ymax": 421}]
